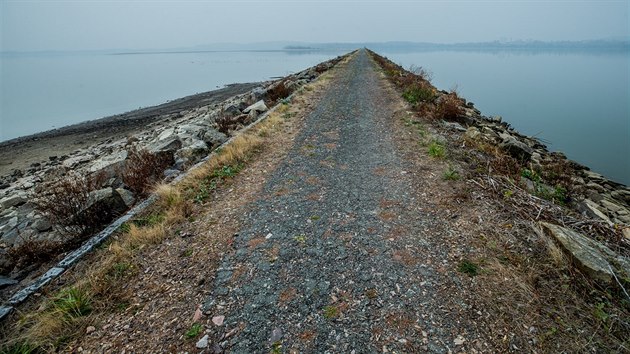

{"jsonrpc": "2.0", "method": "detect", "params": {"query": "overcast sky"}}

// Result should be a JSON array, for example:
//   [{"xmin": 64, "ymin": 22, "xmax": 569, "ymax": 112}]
[{"xmin": 1, "ymin": 0, "xmax": 628, "ymax": 51}]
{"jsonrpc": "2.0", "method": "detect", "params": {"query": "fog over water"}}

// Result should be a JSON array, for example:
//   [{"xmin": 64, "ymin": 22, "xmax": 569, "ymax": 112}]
[
  {"xmin": 2, "ymin": 1, "xmax": 627, "ymax": 52},
  {"xmin": 1, "ymin": 1, "xmax": 628, "ymax": 183}
]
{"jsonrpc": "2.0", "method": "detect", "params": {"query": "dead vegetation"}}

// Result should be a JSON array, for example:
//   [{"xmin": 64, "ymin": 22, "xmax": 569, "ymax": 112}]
[
  {"xmin": 370, "ymin": 50, "xmax": 466, "ymax": 121},
  {"xmin": 265, "ymin": 80, "xmax": 292, "ymax": 104},
  {"xmin": 0, "ymin": 96, "xmax": 296, "ymax": 353},
  {"xmin": 370, "ymin": 49, "xmax": 630, "ymax": 352},
  {"xmin": 121, "ymin": 147, "xmax": 173, "ymax": 196},
  {"xmin": 14, "ymin": 148, "xmax": 172, "ymax": 273}
]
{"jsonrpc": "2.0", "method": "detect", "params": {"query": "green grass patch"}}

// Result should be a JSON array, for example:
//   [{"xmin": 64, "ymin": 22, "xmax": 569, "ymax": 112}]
[
  {"xmin": 443, "ymin": 166, "xmax": 460, "ymax": 181},
  {"xmin": 1, "ymin": 341, "xmax": 38, "ymax": 354},
  {"xmin": 458, "ymin": 260, "xmax": 480, "ymax": 277},
  {"xmin": 109, "ymin": 262, "xmax": 132, "ymax": 280},
  {"xmin": 402, "ymin": 85, "xmax": 435, "ymax": 104},
  {"xmin": 294, "ymin": 234, "xmax": 307, "ymax": 244},
  {"xmin": 53, "ymin": 287, "xmax": 92, "ymax": 319},
  {"xmin": 185, "ymin": 323, "xmax": 203, "ymax": 339},
  {"xmin": 428, "ymin": 141, "xmax": 446, "ymax": 158},
  {"xmin": 132, "ymin": 213, "xmax": 165, "ymax": 227},
  {"xmin": 193, "ymin": 163, "xmax": 244, "ymax": 204},
  {"xmin": 323, "ymin": 305, "xmax": 339, "ymax": 319},
  {"xmin": 180, "ymin": 248, "xmax": 193, "ymax": 257}
]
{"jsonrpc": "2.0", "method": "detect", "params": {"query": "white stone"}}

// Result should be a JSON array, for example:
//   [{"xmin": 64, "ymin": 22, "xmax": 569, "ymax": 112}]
[
  {"xmin": 600, "ymin": 199, "xmax": 622, "ymax": 213},
  {"xmin": 195, "ymin": 334, "xmax": 209, "ymax": 349},
  {"xmin": 583, "ymin": 199, "xmax": 614, "ymax": 226},
  {"xmin": 243, "ymin": 100, "xmax": 268, "ymax": 114}
]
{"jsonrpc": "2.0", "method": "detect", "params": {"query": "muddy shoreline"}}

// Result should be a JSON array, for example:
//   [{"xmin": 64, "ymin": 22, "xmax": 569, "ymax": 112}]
[{"xmin": 0, "ymin": 83, "xmax": 259, "ymax": 177}]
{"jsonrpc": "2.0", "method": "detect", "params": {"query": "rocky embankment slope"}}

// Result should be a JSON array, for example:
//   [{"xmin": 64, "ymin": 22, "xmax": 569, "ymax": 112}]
[
  {"xmin": 0, "ymin": 55, "xmax": 345, "ymax": 293},
  {"xmin": 369, "ymin": 49, "xmax": 630, "ymax": 284}
]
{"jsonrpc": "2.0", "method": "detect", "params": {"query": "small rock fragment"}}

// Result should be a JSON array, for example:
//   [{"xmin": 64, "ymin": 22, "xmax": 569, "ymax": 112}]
[
  {"xmin": 193, "ymin": 306, "xmax": 203, "ymax": 323},
  {"xmin": 196, "ymin": 334, "xmax": 209, "ymax": 349},
  {"xmin": 86, "ymin": 326, "xmax": 96, "ymax": 334},
  {"xmin": 270, "ymin": 327, "xmax": 283, "ymax": 343},
  {"xmin": 212, "ymin": 315, "xmax": 225, "ymax": 326},
  {"xmin": 454, "ymin": 335, "xmax": 466, "ymax": 346}
]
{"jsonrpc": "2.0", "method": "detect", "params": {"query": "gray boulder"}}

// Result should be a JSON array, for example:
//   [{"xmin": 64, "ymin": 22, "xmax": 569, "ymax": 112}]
[
  {"xmin": 222, "ymin": 104, "xmax": 241, "ymax": 116},
  {"xmin": 464, "ymin": 127, "xmax": 480, "ymax": 140},
  {"xmin": 243, "ymin": 100, "xmax": 268, "ymax": 114},
  {"xmin": 0, "ymin": 276, "xmax": 17, "ymax": 288},
  {"xmin": 0, "ymin": 192, "xmax": 27, "ymax": 209},
  {"xmin": 88, "ymin": 150, "xmax": 128, "ymax": 178},
  {"xmin": 250, "ymin": 87, "xmax": 267, "ymax": 101},
  {"xmin": 115, "ymin": 188, "xmax": 136, "ymax": 208},
  {"xmin": 177, "ymin": 139, "xmax": 209, "ymax": 161},
  {"xmin": 148, "ymin": 136, "xmax": 182, "ymax": 154},
  {"xmin": 540, "ymin": 222, "xmax": 630, "ymax": 284},
  {"xmin": 87, "ymin": 188, "xmax": 128, "ymax": 216},
  {"xmin": 499, "ymin": 133, "xmax": 533, "ymax": 162},
  {"xmin": 200, "ymin": 129, "xmax": 228, "ymax": 149}
]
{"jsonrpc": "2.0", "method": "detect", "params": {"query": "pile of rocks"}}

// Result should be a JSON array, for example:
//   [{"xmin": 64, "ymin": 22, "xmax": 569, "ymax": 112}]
[
  {"xmin": 0, "ymin": 55, "xmax": 343, "ymax": 279},
  {"xmin": 456, "ymin": 106, "xmax": 630, "ymax": 227}
]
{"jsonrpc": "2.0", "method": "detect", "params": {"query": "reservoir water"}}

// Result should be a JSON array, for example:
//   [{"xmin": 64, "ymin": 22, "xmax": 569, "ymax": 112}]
[
  {"xmin": 0, "ymin": 50, "xmax": 344, "ymax": 140},
  {"xmin": 381, "ymin": 49, "xmax": 629, "ymax": 185},
  {"xmin": 1, "ymin": 48, "xmax": 628, "ymax": 185}
]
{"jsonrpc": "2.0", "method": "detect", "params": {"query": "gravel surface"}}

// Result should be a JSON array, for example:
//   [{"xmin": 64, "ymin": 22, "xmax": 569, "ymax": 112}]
[{"xmin": 203, "ymin": 50, "xmax": 480, "ymax": 353}]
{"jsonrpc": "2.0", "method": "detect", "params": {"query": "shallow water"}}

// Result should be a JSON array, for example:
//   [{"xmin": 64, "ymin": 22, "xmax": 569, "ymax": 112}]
[{"xmin": 381, "ymin": 49, "xmax": 630, "ymax": 185}]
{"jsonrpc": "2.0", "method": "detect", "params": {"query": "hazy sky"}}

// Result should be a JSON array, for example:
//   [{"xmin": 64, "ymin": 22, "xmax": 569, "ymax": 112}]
[{"xmin": 1, "ymin": 0, "xmax": 628, "ymax": 51}]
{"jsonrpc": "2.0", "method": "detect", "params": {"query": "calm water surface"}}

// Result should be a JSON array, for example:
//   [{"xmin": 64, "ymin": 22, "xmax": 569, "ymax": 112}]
[
  {"xmin": 1, "ymin": 49, "xmax": 628, "ymax": 185},
  {"xmin": 381, "ymin": 50, "xmax": 629, "ymax": 185},
  {"xmin": 0, "ymin": 50, "xmax": 343, "ymax": 140}
]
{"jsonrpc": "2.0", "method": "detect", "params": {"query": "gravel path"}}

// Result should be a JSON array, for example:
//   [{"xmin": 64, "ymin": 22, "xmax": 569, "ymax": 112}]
[{"xmin": 203, "ymin": 50, "xmax": 476, "ymax": 353}]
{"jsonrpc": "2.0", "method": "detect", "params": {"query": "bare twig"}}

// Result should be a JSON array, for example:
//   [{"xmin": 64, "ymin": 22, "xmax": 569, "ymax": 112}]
[{"xmin": 607, "ymin": 263, "xmax": 630, "ymax": 303}]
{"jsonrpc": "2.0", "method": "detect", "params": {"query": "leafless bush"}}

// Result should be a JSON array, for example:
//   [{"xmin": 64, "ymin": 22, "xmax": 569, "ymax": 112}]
[
  {"xmin": 35, "ymin": 171, "xmax": 113, "ymax": 236},
  {"xmin": 216, "ymin": 109, "xmax": 233, "ymax": 134},
  {"xmin": 436, "ymin": 93, "xmax": 464, "ymax": 120},
  {"xmin": 266, "ymin": 81, "xmax": 291, "ymax": 103},
  {"xmin": 314, "ymin": 63, "xmax": 328, "ymax": 73},
  {"xmin": 216, "ymin": 109, "xmax": 250, "ymax": 135},
  {"xmin": 121, "ymin": 148, "xmax": 172, "ymax": 196},
  {"xmin": 408, "ymin": 64, "xmax": 433, "ymax": 82},
  {"xmin": 7, "ymin": 236, "xmax": 63, "ymax": 271}
]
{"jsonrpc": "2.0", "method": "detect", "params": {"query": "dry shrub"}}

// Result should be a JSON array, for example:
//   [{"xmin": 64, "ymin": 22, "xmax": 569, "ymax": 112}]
[
  {"xmin": 154, "ymin": 183, "xmax": 193, "ymax": 225},
  {"xmin": 266, "ymin": 81, "xmax": 291, "ymax": 103},
  {"xmin": 215, "ymin": 110, "xmax": 233, "ymax": 134},
  {"xmin": 6, "ymin": 238, "xmax": 63, "ymax": 271},
  {"xmin": 436, "ymin": 93, "xmax": 464, "ymax": 120},
  {"xmin": 540, "ymin": 159, "xmax": 577, "ymax": 194},
  {"xmin": 408, "ymin": 64, "xmax": 433, "ymax": 82},
  {"xmin": 216, "ymin": 111, "xmax": 250, "ymax": 135},
  {"xmin": 36, "ymin": 171, "xmax": 116, "ymax": 236},
  {"xmin": 314, "ymin": 63, "xmax": 328, "ymax": 73},
  {"xmin": 121, "ymin": 147, "xmax": 172, "ymax": 196}
]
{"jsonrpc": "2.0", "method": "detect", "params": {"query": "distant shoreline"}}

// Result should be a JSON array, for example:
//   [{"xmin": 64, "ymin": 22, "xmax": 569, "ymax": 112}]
[
  {"xmin": 2, "ymin": 39, "xmax": 627, "ymax": 56},
  {"xmin": 0, "ymin": 82, "xmax": 259, "ymax": 177}
]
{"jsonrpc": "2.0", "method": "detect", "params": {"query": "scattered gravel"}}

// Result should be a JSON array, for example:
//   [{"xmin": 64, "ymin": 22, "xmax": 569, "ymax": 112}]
[{"xmin": 202, "ymin": 50, "xmax": 482, "ymax": 353}]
